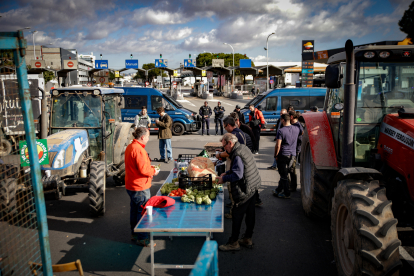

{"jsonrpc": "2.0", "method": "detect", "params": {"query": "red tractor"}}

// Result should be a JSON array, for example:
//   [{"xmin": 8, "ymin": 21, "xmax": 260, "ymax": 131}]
[{"xmin": 300, "ymin": 40, "xmax": 414, "ymax": 275}]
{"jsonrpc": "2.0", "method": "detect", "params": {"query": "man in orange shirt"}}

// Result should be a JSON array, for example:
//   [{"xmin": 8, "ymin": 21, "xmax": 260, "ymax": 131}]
[{"xmin": 125, "ymin": 127, "xmax": 159, "ymax": 247}]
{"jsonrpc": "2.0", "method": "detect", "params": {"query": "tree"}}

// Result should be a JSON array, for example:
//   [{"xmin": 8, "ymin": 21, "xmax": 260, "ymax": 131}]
[
  {"xmin": 196, "ymin": 53, "xmax": 255, "ymax": 75},
  {"xmin": 43, "ymin": 71, "xmax": 55, "ymax": 82},
  {"xmin": 398, "ymin": 1, "xmax": 414, "ymax": 40}
]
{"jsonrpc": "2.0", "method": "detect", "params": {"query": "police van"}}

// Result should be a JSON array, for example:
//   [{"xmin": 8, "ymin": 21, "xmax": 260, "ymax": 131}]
[
  {"xmin": 119, "ymin": 87, "xmax": 201, "ymax": 135},
  {"xmin": 241, "ymin": 87, "xmax": 326, "ymax": 131}
]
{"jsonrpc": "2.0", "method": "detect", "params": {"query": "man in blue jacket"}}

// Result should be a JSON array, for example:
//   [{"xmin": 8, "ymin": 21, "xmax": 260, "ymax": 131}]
[{"xmin": 213, "ymin": 101, "xmax": 225, "ymax": 135}]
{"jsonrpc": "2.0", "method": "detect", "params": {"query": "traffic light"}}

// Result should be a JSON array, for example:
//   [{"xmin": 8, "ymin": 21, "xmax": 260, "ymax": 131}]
[
  {"xmin": 189, "ymin": 54, "xmax": 191, "ymax": 58},
  {"xmin": 217, "ymin": 55, "xmax": 219, "ymax": 58},
  {"xmin": 160, "ymin": 54, "xmax": 162, "ymax": 58},
  {"xmin": 244, "ymin": 54, "xmax": 246, "ymax": 57},
  {"xmin": 100, "ymin": 54, "xmax": 102, "ymax": 60},
  {"xmin": 130, "ymin": 54, "xmax": 133, "ymax": 59}
]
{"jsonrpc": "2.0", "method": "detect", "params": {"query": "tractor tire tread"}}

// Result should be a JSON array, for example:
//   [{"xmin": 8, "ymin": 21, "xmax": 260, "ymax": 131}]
[{"xmin": 89, "ymin": 161, "xmax": 105, "ymax": 216}]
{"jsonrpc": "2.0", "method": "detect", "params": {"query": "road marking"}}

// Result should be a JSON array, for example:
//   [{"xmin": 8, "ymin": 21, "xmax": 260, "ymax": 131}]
[
  {"xmin": 207, "ymin": 99, "xmax": 233, "ymax": 106},
  {"xmin": 399, "ymin": 246, "xmax": 414, "ymax": 270},
  {"xmin": 177, "ymin": 100, "xmax": 196, "ymax": 106}
]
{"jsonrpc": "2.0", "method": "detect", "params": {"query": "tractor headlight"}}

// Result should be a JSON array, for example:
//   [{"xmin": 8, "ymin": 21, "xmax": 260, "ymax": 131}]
[{"xmin": 53, "ymin": 150, "xmax": 65, "ymax": 169}]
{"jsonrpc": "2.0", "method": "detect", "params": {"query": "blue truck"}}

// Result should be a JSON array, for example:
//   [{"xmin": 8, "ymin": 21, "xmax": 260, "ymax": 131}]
[{"xmin": 119, "ymin": 87, "xmax": 201, "ymax": 135}]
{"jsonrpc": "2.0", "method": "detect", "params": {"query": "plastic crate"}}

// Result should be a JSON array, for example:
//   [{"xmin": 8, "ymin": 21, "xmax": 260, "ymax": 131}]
[
  {"xmin": 178, "ymin": 174, "xmax": 213, "ymax": 191},
  {"xmin": 177, "ymin": 154, "xmax": 198, "ymax": 162}
]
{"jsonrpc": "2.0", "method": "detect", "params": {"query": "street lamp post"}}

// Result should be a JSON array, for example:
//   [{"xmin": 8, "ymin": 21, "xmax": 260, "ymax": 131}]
[
  {"xmin": 223, "ymin": 43, "xmax": 234, "ymax": 89},
  {"xmin": 31, "ymin": 30, "xmax": 38, "ymax": 60},
  {"xmin": 265, "ymin": 32, "xmax": 275, "ymax": 91}
]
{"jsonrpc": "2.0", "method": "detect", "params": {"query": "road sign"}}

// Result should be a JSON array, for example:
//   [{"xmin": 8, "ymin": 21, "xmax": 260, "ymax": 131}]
[
  {"xmin": 157, "ymin": 76, "xmax": 162, "ymax": 82},
  {"xmin": 95, "ymin": 60, "xmax": 109, "ymax": 69},
  {"xmin": 19, "ymin": 139, "xmax": 49, "ymax": 167},
  {"xmin": 269, "ymin": 79, "xmax": 274, "ymax": 84},
  {"xmin": 31, "ymin": 60, "xmax": 45, "ymax": 68},
  {"xmin": 87, "ymin": 82, "xmax": 92, "ymax": 87},
  {"xmin": 99, "ymin": 77, "xmax": 106, "ymax": 83},
  {"xmin": 173, "ymin": 81, "xmax": 177, "ymax": 89},
  {"xmin": 240, "ymin": 59, "xmax": 252, "ymax": 68},
  {"xmin": 212, "ymin": 59, "xmax": 224, "ymax": 67},
  {"xmin": 173, "ymin": 70, "xmax": 178, "ymax": 77},
  {"xmin": 202, "ymin": 70, "xmax": 206, "ymax": 77},
  {"xmin": 125, "ymin": 59, "xmax": 139, "ymax": 69},
  {"xmin": 184, "ymin": 59, "xmax": 196, "ymax": 67},
  {"xmin": 115, "ymin": 71, "xmax": 120, "ymax": 78},
  {"xmin": 63, "ymin": 60, "xmax": 78, "ymax": 70},
  {"xmin": 145, "ymin": 81, "xmax": 149, "ymax": 87},
  {"xmin": 155, "ymin": 59, "xmax": 168, "ymax": 68}
]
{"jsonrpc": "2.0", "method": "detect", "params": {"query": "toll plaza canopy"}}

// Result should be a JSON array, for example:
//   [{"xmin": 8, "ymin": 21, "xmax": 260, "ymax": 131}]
[
  {"xmin": 202, "ymin": 66, "xmax": 232, "ymax": 76},
  {"xmin": 27, "ymin": 68, "xmax": 55, "ymax": 75},
  {"xmin": 302, "ymin": 40, "xmax": 405, "ymax": 63},
  {"xmin": 228, "ymin": 66, "xmax": 258, "ymax": 75},
  {"xmin": 255, "ymin": 65, "xmax": 284, "ymax": 76},
  {"xmin": 57, "ymin": 68, "xmax": 76, "ymax": 78},
  {"xmin": 181, "ymin": 66, "xmax": 204, "ymax": 76}
]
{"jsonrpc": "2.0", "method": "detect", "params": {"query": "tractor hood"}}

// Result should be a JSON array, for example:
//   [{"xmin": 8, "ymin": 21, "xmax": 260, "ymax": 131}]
[{"xmin": 42, "ymin": 129, "xmax": 89, "ymax": 170}]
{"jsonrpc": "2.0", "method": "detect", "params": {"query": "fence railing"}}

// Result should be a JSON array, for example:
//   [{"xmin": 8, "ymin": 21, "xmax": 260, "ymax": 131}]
[
  {"xmin": 0, "ymin": 31, "xmax": 52, "ymax": 275},
  {"xmin": 189, "ymin": 241, "xmax": 218, "ymax": 276}
]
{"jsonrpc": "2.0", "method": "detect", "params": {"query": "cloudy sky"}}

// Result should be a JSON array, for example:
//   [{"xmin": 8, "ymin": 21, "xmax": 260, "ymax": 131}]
[{"xmin": 0, "ymin": 0, "xmax": 411, "ymax": 70}]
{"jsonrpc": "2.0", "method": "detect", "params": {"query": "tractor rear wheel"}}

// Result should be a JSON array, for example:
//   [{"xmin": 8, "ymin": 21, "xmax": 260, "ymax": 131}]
[
  {"xmin": 300, "ymin": 131, "xmax": 334, "ymax": 218},
  {"xmin": 0, "ymin": 178, "xmax": 17, "ymax": 214},
  {"xmin": 331, "ymin": 179, "xmax": 401, "ymax": 276},
  {"xmin": 89, "ymin": 161, "xmax": 106, "ymax": 216},
  {"xmin": 0, "ymin": 139, "xmax": 12, "ymax": 157}
]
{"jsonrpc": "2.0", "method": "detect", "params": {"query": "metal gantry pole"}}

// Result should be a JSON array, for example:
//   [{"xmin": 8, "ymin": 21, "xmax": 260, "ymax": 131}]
[
  {"xmin": 223, "ymin": 43, "xmax": 234, "ymax": 90},
  {"xmin": 13, "ymin": 30, "xmax": 53, "ymax": 275},
  {"xmin": 266, "ymin": 33, "xmax": 275, "ymax": 91}
]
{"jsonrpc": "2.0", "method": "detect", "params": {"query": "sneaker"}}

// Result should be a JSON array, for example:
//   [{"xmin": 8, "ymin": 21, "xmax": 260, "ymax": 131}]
[
  {"xmin": 278, "ymin": 193, "xmax": 290, "ymax": 199},
  {"xmin": 219, "ymin": 241, "xmax": 240, "ymax": 251},
  {"xmin": 207, "ymin": 133, "xmax": 210, "ymax": 136},
  {"xmin": 272, "ymin": 189, "xmax": 281, "ymax": 197},
  {"xmin": 255, "ymin": 152, "xmax": 259, "ymax": 155},
  {"xmin": 137, "ymin": 238, "xmax": 156, "ymax": 247},
  {"xmin": 224, "ymin": 213, "xmax": 232, "ymax": 219},
  {"xmin": 267, "ymin": 166, "xmax": 276, "ymax": 170},
  {"xmin": 238, "ymin": 236, "xmax": 253, "ymax": 249},
  {"xmin": 165, "ymin": 158, "xmax": 172, "ymax": 164},
  {"xmin": 255, "ymin": 201, "xmax": 263, "ymax": 207},
  {"xmin": 159, "ymin": 158, "xmax": 165, "ymax": 162}
]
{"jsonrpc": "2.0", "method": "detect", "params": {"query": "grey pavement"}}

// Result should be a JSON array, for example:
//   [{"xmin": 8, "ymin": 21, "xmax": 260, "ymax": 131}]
[{"xmin": 45, "ymin": 95, "xmax": 414, "ymax": 275}]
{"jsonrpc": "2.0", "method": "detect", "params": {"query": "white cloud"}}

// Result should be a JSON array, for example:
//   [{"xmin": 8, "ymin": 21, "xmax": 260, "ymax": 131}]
[
  {"xmin": 132, "ymin": 8, "xmax": 190, "ymax": 25},
  {"xmin": 146, "ymin": 27, "xmax": 193, "ymax": 41}
]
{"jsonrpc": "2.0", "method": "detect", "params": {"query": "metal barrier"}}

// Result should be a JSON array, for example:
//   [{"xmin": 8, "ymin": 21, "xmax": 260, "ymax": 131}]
[
  {"xmin": 189, "ymin": 241, "xmax": 218, "ymax": 276},
  {"xmin": 0, "ymin": 31, "xmax": 52, "ymax": 275}
]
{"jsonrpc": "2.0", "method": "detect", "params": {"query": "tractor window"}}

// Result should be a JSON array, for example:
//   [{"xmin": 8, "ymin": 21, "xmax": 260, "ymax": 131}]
[
  {"xmin": 357, "ymin": 62, "xmax": 414, "ymax": 124},
  {"xmin": 354, "ymin": 125, "xmax": 379, "ymax": 165},
  {"xmin": 51, "ymin": 94, "xmax": 101, "ymax": 128},
  {"xmin": 125, "ymin": 95, "xmax": 147, "ymax": 109},
  {"xmin": 281, "ymin": 96, "xmax": 308, "ymax": 110}
]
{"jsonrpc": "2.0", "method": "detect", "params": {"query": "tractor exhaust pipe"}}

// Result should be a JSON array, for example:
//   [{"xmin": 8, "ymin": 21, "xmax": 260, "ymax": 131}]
[
  {"xmin": 342, "ymin": 40, "xmax": 356, "ymax": 168},
  {"xmin": 39, "ymin": 87, "xmax": 48, "ymax": 139}
]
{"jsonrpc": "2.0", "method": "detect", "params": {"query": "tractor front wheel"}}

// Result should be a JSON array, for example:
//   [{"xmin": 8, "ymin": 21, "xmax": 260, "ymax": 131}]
[
  {"xmin": 331, "ymin": 179, "xmax": 401, "ymax": 276},
  {"xmin": 89, "ymin": 161, "xmax": 106, "ymax": 216}
]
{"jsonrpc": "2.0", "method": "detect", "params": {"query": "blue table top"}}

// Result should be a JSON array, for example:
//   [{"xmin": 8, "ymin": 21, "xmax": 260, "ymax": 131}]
[{"xmin": 135, "ymin": 170, "xmax": 224, "ymax": 233}]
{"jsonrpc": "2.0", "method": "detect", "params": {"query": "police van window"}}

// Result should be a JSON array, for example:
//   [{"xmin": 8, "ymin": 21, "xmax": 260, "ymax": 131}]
[
  {"xmin": 125, "ymin": 95, "xmax": 147, "ymax": 109},
  {"xmin": 263, "ymin": 96, "xmax": 278, "ymax": 111},
  {"xmin": 151, "ymin": 96, "xmax": 173, "ymax": 111},
  {"xmin": 281, "ymin": 96, "xmax": 308, "ymax": 110},
  {"xmin": 309, "ymin": 96, "xmax": 325, "ymax": 110}
]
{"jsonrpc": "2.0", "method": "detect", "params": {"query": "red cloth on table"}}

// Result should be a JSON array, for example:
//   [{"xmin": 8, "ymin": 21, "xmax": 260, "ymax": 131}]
[{"xmin": 141, "ymin": 196, "xmax": 175, "ymax": 215}]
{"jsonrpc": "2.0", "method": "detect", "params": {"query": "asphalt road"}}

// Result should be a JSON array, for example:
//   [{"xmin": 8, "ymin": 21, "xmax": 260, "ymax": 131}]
[{"xmin": 45, "ymin": 95, "xmax": 414, "ymax": 275}]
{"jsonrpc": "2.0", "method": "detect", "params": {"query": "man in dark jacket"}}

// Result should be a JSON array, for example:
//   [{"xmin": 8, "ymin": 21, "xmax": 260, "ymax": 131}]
[
  {"xmin": 218, "ymin": 133, "xmax": 261, "ymax": 251},
  {"xmin": 155, "ymin": 107, "xmax": 173, "ymax": 163},
  {"xmin": 199, "ymin": 101, "xmax": 212, "ymax": 136},
  {"xmin": 233, "ymin": 105, "xmax": 246, "ymax": 124},
  {"xmin": 213, "ymin": 101, "xmax": 225, "ymax": 135}
]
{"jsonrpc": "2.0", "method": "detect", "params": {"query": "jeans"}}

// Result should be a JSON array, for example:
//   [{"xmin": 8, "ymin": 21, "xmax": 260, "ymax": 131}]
[
  {"xmin": 215, "ymin": 118, "xmax": 223, "ymax": 135},
  {"xmin": 159, "ymin": 139, "xmax": 172, "ymax": 160},
  {"xmin": 272, "ymin": 158, "xmax": 277, "ymax": 167},
  {"xmin": 289, "ymin": 158, "xmax": 297, "ymax": 191},
  {"xmin": 230, "ymin": 194, "xmax": 256, "ymax": 242},
  {"xmin": 276, "ymin": 155, "xmax": 295, "ymax": 197},
  {"xmin": 127, "ymin": 188, "xmax": 151, "ymax": 240},
  {"xmin": 252, "ymin": 126, "xmax": 261, "ymax": 152}
]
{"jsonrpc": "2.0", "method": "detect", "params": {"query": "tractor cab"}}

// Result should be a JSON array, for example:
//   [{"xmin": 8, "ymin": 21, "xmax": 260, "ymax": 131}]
[
  {"xmin": 324, "ymin": 46, "xmax": 414, "ymax": 167},
  {"xmin": 49, "ymin": 88, "xmax": 124, "ymax": 163}
]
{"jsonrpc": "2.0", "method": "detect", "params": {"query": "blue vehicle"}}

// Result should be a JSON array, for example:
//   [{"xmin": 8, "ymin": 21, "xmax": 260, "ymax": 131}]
[
  {"xmin": 119, "ymin": 87, "xmax": 201, "ymax": 135},
  {"xmin": 41, "ymin": 88, "xmax": 134, "ymax": 216},
  {"xmin": 241, "ymin": 88, "xmax": 326, "ymax": 131}
]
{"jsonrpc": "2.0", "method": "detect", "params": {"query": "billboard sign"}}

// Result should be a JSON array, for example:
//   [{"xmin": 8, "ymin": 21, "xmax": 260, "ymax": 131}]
[
  {"xmin": 301, "ymin": 40, "xmax": 314, "ymax": 87},
  {"xmin": 212, "ymin": 59, "xmax": 224, "ymax": 67},
  {"xmin": 155, "ymin": 59, "xmax": 168, "ymax": 68},
  {"xmin": 63, "ymin": 60, "xmax": 78, "ymax": 70},
  {"xmin": 31, "ymin": 60, "xmax": 45, "ymax": 69},
  {"xmin": 302, "ymin": 40, "xmax": 314, "ymax": 53},
  {"xmin": 115, "ymin": 71, "xmax": 120, "ymax": 78},
  {"xmin": 239, "ymin": 59, "xmax": 252, "ymax": 68},
  {"xmin": 95, "ymin": 60, "xmax": 109, "ymax": 69},
  {"xmin": 125, "ymin": 59, "xmax": 139, "ymax": 69},
  {"xmin": 184, "ymin": 59, "xmax": 196, "ymax": 67},
  {"xmin": 20, "ymin": 139, "xmax": 49, "ymax": 167}
]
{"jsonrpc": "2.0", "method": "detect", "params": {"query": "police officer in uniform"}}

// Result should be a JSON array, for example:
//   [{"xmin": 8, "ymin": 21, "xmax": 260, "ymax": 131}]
[
  {"xmin": 199, "ymin": 101, "xmax": 212, "ymax": 136},
  {"xmin": 213, "ymin": 101, "xmax": 225, "ymax": 135}
]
